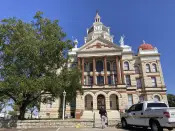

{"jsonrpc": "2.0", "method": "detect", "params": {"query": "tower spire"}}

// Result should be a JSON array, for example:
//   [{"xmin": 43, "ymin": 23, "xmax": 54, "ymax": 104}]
[{"xmin": 95, "ymin": 10, "xmax": 101, "ymax": 22}]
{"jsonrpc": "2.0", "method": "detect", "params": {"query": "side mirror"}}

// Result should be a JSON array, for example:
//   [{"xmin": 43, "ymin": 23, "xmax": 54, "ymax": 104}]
[{"xmin": 125, "ymin": 109, "xmax": 128, "ymax": 113}]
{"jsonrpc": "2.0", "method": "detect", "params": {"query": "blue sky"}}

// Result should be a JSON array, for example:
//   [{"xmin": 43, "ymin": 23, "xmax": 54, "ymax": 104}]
[{"xmin": 0, "ymin": 0, "xmax": 174, "ymax": 94}]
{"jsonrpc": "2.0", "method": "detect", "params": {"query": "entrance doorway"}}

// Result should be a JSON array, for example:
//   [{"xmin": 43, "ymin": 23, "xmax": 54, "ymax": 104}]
[
  {"xmin": 85, "ymin": 94, "xmax": 93, "ymax": 110},
  {"xmin": 97, "ymin": 95, "xmax": 106, "ymax": 109},
  {"xmin": 109, "ymin": 94, "xmax": 119, "ymax": 110}
]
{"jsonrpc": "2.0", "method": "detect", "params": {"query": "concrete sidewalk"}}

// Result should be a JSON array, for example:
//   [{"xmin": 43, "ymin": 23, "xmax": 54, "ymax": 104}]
[{"xmin": 0, "ymin": 127, "xmax": 174, "ymax": 131}]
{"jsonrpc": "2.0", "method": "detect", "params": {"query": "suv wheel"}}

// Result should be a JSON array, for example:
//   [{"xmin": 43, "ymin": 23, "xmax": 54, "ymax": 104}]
[
  {"xmin": 167, "ymin": 127, "xmax": 173, "ymax": 131},
  {"xmin": 121, "ymin": 118, "xmax": 128, "ymax": 129},
  {"xmin": 150, "ymin": 121, "xmax": 163, "ymax": 131}
]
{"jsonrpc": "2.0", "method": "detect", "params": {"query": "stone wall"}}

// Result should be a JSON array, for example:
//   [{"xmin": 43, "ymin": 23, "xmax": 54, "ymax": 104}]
[
  {"xmin": 17, "ymin": 120, "xmax": 94, "ymax": 129},
  {"xmin": 17, "ymin": 119, "xmax": 120, "ymax": 129}
]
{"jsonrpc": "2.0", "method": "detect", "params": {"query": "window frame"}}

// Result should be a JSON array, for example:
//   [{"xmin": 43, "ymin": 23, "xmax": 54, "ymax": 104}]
[
  {"xmin": 124, "ymin": 61, "xmax": 129, "ymax": 71},
  {"xmin": 151, "ymin": 77, "xmax": 157, "ymax": 87},
  {"xmin": 107, "ymin": 62, "xmax": 111, "ymax": 71},
  {"xmin": 97, "ymin": 75, "xmax": 104, "ymax": 85},
  {"xmin": 152, "ymin": 64, "xmax": 157, "ymax": 72},
  {"xmin": 154, "ymin": 95, "xmax": 161, "ymax": 101},
  {"xmin": 128, "ymin": 94, "xmax": 133, "ymax": 108},
  {"xmin": 96, "ymin": 60, "xmax": 104, "ymax": 72},
  {"xmin": 112, "ymin": 62, "xmax": 116, "ymax": 71},
  {"xmin": 126, "ymin": 75, "xmax": 131, "ymax": 86},
  {"xmin": 136, "ymin": 78, "xmax": 142, "ymax": 88},
  {"xmin": 146, "ymin": 64, "xmax": 151, "ymax": 73}
]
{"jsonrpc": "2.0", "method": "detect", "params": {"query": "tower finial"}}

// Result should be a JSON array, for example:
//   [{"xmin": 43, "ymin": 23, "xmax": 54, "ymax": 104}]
[
  {"xmin": 143, "ymin": 40, "xmax": 146, "ymax": 44},
  {"xmin": 120, "ymin": 35, "xmax": 125, "ymax": 46},
  {"xmin": 95, "ymin": 10, "xmax": 101, "ymax": 22}
]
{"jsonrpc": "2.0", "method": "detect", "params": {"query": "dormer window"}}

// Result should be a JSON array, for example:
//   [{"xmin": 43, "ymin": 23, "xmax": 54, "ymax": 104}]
[
  {"xmin": 124, "ymin": 61, "xmax": 129, "ymax": 70},
  {"xmin": 152, "ymin": 64, "xmax": 157, "ymax": 72},
  {"xmin": 146, "ymin": 64, "xmax": 151, "ymax": 72}
]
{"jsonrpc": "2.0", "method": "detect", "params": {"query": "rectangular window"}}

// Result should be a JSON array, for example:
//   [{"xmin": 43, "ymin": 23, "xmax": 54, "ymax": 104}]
[
  {"xmin": 114, "ymin": 74, "xmax": 117, "ymax": 84},
  {"xmin": 136, "ymin": 78, "xmax": 142, "ymax": 88},
  {"xmin": 90, "ymin": 63, "xmax": 93, "ymax": 72},
  {"xmin": 126, "ymin": 75, "xmax": 131, "ymax": 86},
  {"xmin": 128, "ymin": 94, "xmax": 133, "ymax": 107},
  {"xmin": 85, "ymin": 76, "xmax": 93, "ymax": 85},
  {"xmin": 88, "ymin": 76, "xmax": 93, "ymax": 85},
  {"xmin": 108, "ymin": 76, "xmax": 112, "ymax": 85},
  {"xmin": 151, "ymin": 77, "xmax": 157, "ymax": 87},
  {"xmin": 97, "ymin": 76, "xmax": 104, "ymax": 85}
]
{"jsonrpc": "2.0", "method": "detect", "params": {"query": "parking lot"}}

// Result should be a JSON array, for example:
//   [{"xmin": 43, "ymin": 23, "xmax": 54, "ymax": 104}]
[{"xmin": 0, "ymin": 127, "xmax": 175, "ymax": 131}]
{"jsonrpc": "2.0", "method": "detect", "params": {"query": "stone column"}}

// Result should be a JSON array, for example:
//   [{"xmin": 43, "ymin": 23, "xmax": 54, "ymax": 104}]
[
  {"xmin": 78, "ymin": 57, "xmax": 81, "ymax": 69},
  {"xmin": 106, "ymin": 96, "xmax": 110, "ymax": 110},
  {"xmin": 93, "ymin": 57, "xmax": 96, "ymax": 85},
  {"xmin": 75, "ymin": 91, "xmax": 83, "ymax": 119},
  {"xmin": 82, "ymin": 58, "xmax": 84, "ymax": 85},
  {"xmin": 104, "ymin": 56, "xmax": 108, "ymax": 85},
  {"xmin": 120, "ymin": 57, "xmax": 125, "ymax": 84},
  {"xmin": 93, "ymin": 97, "xmax": 97, "ymax": 110},
  {"xmin": 116, "ymin": 56, "xmax": 121, "ymax": 84}
]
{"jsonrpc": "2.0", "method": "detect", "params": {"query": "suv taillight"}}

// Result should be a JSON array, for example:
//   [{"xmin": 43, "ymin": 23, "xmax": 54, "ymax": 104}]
[{"xmin": 164, "ymin": 112, "xmax": 170, "ymax": 118}]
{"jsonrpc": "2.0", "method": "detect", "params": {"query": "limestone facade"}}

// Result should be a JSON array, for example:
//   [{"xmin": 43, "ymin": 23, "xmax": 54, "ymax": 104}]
[{"xmin": 40, "ymin": 12, "xmax": 168, "ymax": 119}]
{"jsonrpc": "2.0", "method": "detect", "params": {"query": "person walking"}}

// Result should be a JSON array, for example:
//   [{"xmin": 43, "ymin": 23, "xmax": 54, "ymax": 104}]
[{"xmin": 99, "ymin": 107, "xmax": 107, "ymax": 129}]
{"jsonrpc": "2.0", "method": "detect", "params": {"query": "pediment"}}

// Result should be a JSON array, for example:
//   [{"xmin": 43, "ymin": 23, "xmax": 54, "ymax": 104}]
[{"xmin": 77, "ymin": 37, "xmax": 122, "ymax": 53}]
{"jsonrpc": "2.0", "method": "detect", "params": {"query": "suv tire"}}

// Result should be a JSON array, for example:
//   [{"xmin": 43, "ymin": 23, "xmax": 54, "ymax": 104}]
[
  {"xmin": 150, "ymin": 121, "xmax": 163, "ymax": 131},
  {"xmin": 121, "ymin": 118, "xmax": 128, "ymax": 129}
]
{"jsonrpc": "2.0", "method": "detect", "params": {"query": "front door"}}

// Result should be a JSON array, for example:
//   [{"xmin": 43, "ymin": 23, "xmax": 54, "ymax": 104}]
[{"xmin": 97, "ymin": 95, "xmax": 106, "ymax": 109}]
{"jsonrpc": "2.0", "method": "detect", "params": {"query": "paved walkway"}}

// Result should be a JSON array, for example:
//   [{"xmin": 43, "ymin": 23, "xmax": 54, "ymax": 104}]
[{"xmin": 0, "ymin": 127, "xmax": 174, "ymax": 131}]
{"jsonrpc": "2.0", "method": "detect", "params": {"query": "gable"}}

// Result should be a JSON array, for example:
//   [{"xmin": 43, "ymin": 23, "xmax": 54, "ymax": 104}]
[{"xmin": 77, "ymin": 37, "xmax": 122, "ymax": 53}]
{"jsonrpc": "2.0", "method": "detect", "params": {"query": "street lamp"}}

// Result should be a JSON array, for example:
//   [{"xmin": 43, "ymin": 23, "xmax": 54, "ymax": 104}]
[{"xmin": 62, "ymin": 90, "xmax": 66, "ymax": 120}]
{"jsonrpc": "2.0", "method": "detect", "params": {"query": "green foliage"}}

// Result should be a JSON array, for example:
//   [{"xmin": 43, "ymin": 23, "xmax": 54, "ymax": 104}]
[
  {"xmin": 0, "ymin": 11, "xmax": 81, "ymax": 119},
  {"xmin": 8, "ymin": 110, "xmax": 17, "ymax": 116},
  {"xmin": 167, "ymin": 94, "xmax": 175, "ymax": 107},
  {"xmin": 0, "ymin": 96, "xmax": 9, "ymax": 112}
]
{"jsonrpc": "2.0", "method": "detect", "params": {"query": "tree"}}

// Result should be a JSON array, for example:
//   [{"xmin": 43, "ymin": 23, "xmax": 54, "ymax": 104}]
[
  {"xmin": 26, "ymin": 101, "xmax": 40, "ymax": 119},
  {"xmin": 0, "ymin": 11, "xmax": 82, "ymax": 120},
  {"xmin": 167, "ymin": 94, "xmax": 175, "ymax": 107},
  {"xmin": 0, "ymin": 96, "xmax": 9, "ymax": 113}
]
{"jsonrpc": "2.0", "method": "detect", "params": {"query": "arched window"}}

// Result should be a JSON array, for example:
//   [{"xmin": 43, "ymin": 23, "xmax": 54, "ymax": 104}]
[
  {"xmin": 154, "ymin": 95, "xmax": 160, "ymax": 101},
  {"xmin": 84, "ymin": 62, "xmax": 89, "ymax": 72},
  {"xmin": 85, "ymin": 94, "xmax": 93, "ymax": 110},
  {"xmin": 146, "ymin": 64, "xmax": 151, "ymax": 72},
  {"xmin": 107, "ymin": 62, "xmax": 111, "ymax": 71},
  {"xmin": 134, "ymin": 66, "xmax": 140, "ymax": 74},
  {"xmin": 96, "ymin": 60, "xmax": 103, "ymax": 72},
  {"xmin": 89, "ymin": 62, "xmax": 93, "ymax": 72},
  {"xmin": 124, "ymin": 61, "xmax": 129, "ymax": 70},
  {"xmin": 97, "ymin": 75, "xmax": 104, "ymax": 85},
  {"xmin": 113, "ymin": 62, "xmax": 116, "ymax": 71},
  {"xmin": 152, "ymin": 64, "xmax": 157, "ymax": 72}
]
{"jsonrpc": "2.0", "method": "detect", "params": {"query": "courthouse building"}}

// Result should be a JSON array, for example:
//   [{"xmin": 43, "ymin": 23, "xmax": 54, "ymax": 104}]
[{"xmin": 40, "ymin": 12, "xmax": 168, "ymax": 119}]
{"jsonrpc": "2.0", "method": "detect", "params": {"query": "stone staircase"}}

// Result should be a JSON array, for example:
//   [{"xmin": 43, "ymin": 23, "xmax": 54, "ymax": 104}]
[
  {"xmin": 81, "ymin": 110, "xmax": 120, "ymax": 128},
  {"xmin": 81, "ymin": 110, "xmax": 94, "ymax": 120}
]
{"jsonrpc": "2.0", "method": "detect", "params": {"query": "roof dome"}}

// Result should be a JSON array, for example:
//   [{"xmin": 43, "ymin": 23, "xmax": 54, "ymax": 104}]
[{"xmin": 139, "ymin": 42, "xmax": 154, "ymax": 50}]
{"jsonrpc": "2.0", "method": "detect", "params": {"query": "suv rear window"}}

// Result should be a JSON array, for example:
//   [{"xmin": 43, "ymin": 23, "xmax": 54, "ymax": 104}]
[{"xmin": 147, "ymin": 103, "xmax": 167, "ymax": 108}]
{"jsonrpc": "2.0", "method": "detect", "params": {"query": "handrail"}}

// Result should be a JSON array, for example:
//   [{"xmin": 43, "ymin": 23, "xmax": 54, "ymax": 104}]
[{"xmin": 93, "ymin": 112, "xmax": 95, "ymax": 128}]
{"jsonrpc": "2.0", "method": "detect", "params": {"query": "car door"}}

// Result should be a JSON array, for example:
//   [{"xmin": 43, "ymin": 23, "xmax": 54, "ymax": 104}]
[
  {"xmin": 134, "ymin": 103, "xmax": 145, "ymax": 126},
  {"xmin": 126, "ymin": 105, "xmax": 136, "ymax": 125}
]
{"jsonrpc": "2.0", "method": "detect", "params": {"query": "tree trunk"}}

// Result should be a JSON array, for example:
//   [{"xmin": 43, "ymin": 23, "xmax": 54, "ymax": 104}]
[
  {"xmin": 18, "ymin": 104, "xmax": 27, "ymax": 120},
  {"xmin": 30, "ymin": 110, "xmax": 33, "ymax": 119}
]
